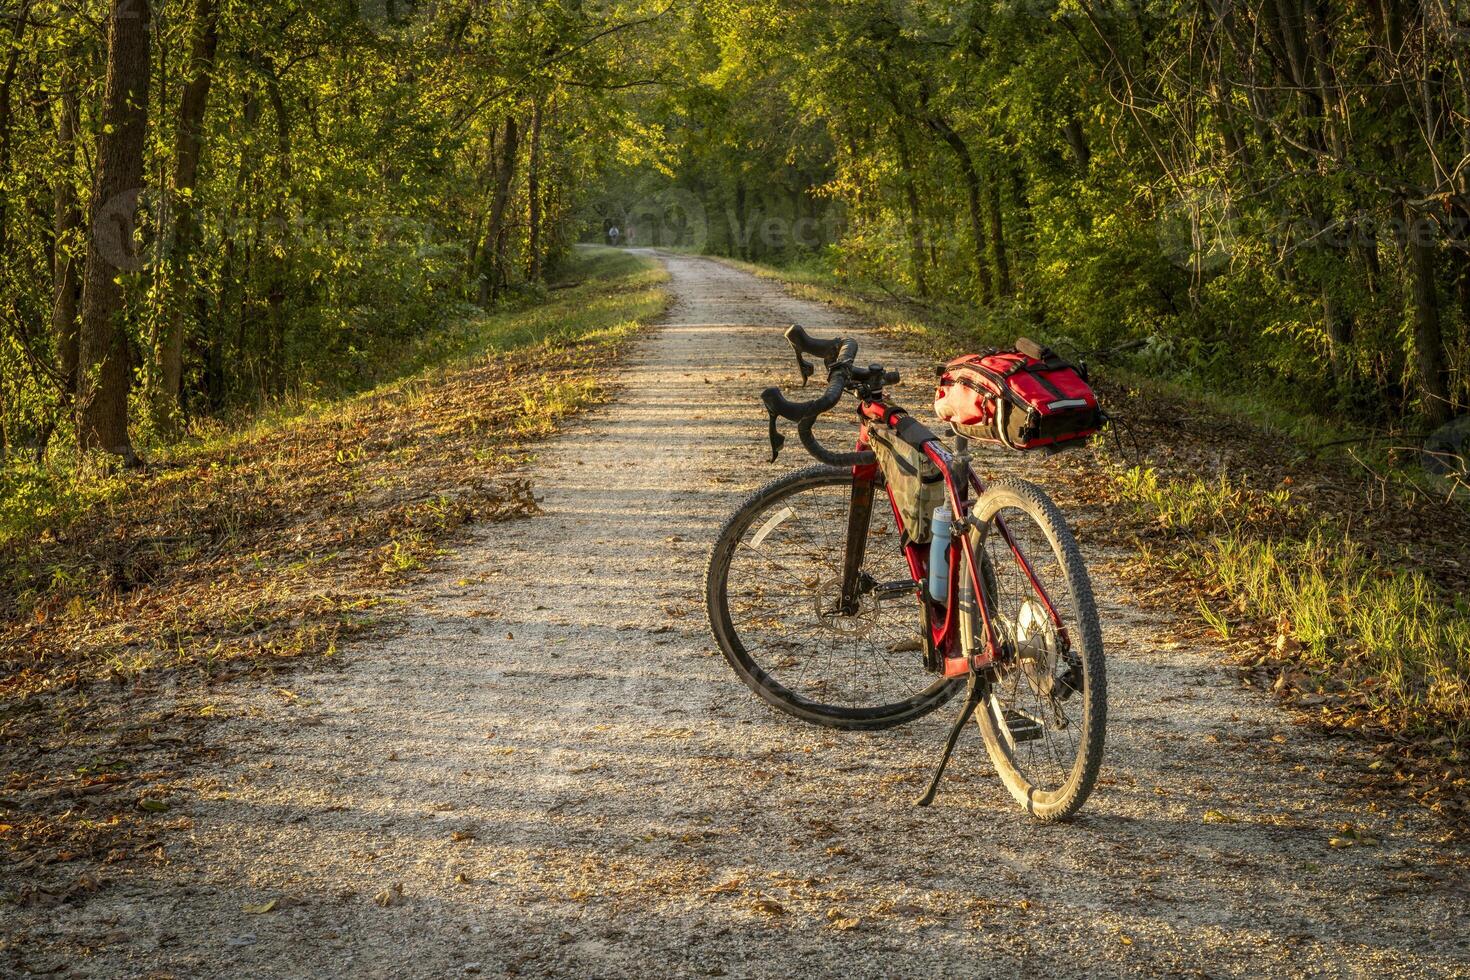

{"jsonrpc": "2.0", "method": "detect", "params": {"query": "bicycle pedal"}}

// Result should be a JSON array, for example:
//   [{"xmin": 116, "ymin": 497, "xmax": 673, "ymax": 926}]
[
  {"xmin": 1002, "ymin": 709, "xmax": 1045, "ymax": 742},
  {"xmin": 1053, "ymin": 658, "xmax": 1083, "ymax": 702}
]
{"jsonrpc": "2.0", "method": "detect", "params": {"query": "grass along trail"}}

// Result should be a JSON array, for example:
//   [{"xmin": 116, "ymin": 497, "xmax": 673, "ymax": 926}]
[
  {"xmin": 1, "ymin": 249, "xmax": 665, "ymax": 921},
  {"xmin": 5, "ymin": 252, "xmax": 1467, "ymax": 978}
]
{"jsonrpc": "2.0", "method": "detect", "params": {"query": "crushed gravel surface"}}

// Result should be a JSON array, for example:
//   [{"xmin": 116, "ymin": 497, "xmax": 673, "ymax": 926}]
[{"xmin": 8, "ymin": 251, "xmax": 1468, "ymax": 978}]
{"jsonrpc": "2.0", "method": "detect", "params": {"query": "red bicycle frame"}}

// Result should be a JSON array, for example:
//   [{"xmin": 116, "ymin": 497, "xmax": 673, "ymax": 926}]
[{"xmin": 852, "ymin": 396, "xmax": 1069, "ymax": 678}]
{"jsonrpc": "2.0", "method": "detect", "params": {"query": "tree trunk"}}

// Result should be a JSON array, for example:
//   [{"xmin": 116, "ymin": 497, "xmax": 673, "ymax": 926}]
[
  {"xmin": 0, "ymin": 2, "xmax": 29, "ymax": 260},
  {"xmin": 526, "ymin": 100, "xmax": 543, "ymax": 281},
  {"xmin": 204, "ymin": 88, "xmax": 257, "ymax": 412},
  {"xmin": 893, "ymin": 127, "xmax": 929, "ymax": 298},
  {"xmin": 926, "ymin": 115, "xmax": 993, "ymax": 304},
  {"xmin": 1363, "ymin": 4, "xmax": 1452, "ymax": 421},
  {"xmin": 987, "ymin": 176, "xmax": 1011, "ymax": 297},
  {"xmin": 466, "ymin": 127, "xmax": 496, "ymax": 283},
  {"xmin": 156, "ymin": 0, "xmax": 219, "ymax": 422},
  {"xmin": 52, "ymin": 84, "xmax": 82, "ymax": 396},
  {"xmin": 1322, "ymin": 290, "xmax": 1352, "ymax": 382},
  {"xmin": 1060, "ymin": 117, "xmax": 1090, "ymax": 170},
  {"xmin": 477, "ymin": 114, "xmax": 518, "ymax": 305},
  {"xmin": 78, "ymin": 0, "xmax": 152, "ymax": 461},
  {"xmin": 748, "ymin": 188, "xmax": 764, "ymax": 261},
  {"xmin": 1399, "ymin": 201, "xmax": 1451, "ymax": 424},
  {"xmin": 263, "ymin": 62, "xmax": 291, "ymax": 390},
  {"xmin": 732, "ymin": 180, "xmax": 748, "ymax": 259},
  {"xmin": 1458, "ymin": 253, "xmax": 1470, "ymax": 354}
]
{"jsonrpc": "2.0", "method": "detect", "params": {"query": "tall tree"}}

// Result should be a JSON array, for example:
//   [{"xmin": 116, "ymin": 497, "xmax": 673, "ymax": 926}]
[
  {"xmin": 892, "ymin": 125, "xmax": 928, "ymax": 298},
  {"xmin": 478, "ymin": 113, "xmax": 519, "ymax": 304},
  {"xmin": 527, "ymin": 99, "xmax": 544, "ymax": 282},
  {"xmin": 51, "ymin": 81, "xmax": 82, "ymax": 397},
  {"xmin": 0, "ymin": 1, "xmax": 30, "ymax": 261},
  {"xmin": 924, "ymin": 111, "xmax": 993, "ymax": 304},
  {"xmin": 156, "ymin": 0, "xmax": 219, "ymax": 422},
  {"xmin": 77, "ymin": 0, "xmax": 152, "ymax": 460}
]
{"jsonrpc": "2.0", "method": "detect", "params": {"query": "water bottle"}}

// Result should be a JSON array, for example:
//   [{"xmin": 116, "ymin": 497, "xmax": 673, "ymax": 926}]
[{"xmin": 928, "ymin": 504, "xmax": 952, "ymax": 604}]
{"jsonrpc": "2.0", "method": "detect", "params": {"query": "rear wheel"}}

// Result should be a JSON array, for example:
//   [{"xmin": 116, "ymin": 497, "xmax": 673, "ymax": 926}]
[
  {"xmin": 961, "ymin": 478, "xmax": 1106, "ymax": 821},
  {"xmin": 705, "ymin": 465, "xmax": 961, "ymax": 730}
]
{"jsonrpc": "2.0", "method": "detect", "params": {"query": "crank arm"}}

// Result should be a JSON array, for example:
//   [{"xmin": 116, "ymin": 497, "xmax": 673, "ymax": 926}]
[{"xmin": 870, "ymin": 578, "xmax": 919, "ymax": 600}]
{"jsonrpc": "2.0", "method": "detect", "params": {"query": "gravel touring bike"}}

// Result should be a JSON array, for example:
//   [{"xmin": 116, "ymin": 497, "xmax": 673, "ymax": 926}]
[{"xmin": 705, "ymin": 326, "xmax": 1107, "ymax": 820}]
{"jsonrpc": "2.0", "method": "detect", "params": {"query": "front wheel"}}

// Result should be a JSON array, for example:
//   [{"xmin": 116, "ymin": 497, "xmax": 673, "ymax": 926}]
[
  {"xmin": 961, "ymin": 478, "xmax": 1106, "ymax": 821},
  {"xmin": 705, "ymin": 464, "xmax": 962, "ymax": 730}
]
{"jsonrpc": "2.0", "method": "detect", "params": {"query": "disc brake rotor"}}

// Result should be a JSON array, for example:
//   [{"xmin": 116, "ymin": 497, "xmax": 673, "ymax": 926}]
[
  {"xmin": 1014, "ymin": 598, "xmax": 1059, "ymax": 689},
  {"xmin": 812, "ymin": 574, "xmax": 878, "ymax": 637},
  {"xmin": 1002, "ymin": 598, "xmax": 1071, "ymax": 728}
]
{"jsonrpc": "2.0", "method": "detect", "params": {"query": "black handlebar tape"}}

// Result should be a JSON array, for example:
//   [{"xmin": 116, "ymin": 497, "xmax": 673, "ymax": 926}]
[
  {"xmin": 833, "ymin": 339, "xmax": 858, "ymax": 372},
  {"xmin": 797, "ymin": 417, "xmax": 877, "ymax": 467},
  {"xmin": 784, "ymin": 324, "xmax": 845, "ymax": 363},
  {"xmin": 760, "ymin": 373, "xmax": 844, "ymax": 421}
]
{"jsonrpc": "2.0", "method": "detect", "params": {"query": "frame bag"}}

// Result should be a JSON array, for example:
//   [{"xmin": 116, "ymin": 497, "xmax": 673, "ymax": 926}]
[
  {"xmin": 869, "ymin": 430, "xmax": 946, "ymax": 543},
  {"xmin": 933, "ymin": 337, "xmax": 1101, "ymax": 450}
]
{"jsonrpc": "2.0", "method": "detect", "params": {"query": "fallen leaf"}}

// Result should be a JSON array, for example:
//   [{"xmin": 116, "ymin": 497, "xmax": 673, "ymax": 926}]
[
  {"xmin": 702, "ymin": 877, "xmax": 743, "ymax": 895},
  {"xmin": 244, "ymin": 898, "xmax": 279, "ymax": 914},
  {"xmin": 1202, "ymin": 809, "xmax": 1238, "ymax": 824},
  {"xmin": 1328, "ymin": 825, "xmax": 1379, "ymax": 848},
  {"xmin": 751, "ymin": 898, "xmax": 786, "ymax": 917},
  {"xmin": 138, "ymin": 798, "xmax": 170, "ymax": 813}
]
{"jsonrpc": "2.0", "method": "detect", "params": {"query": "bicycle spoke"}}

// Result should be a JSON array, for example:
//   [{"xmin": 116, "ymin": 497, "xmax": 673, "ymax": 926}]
[
  {"xmin": 720, "ymin": 476, "xmax": 934, "ymax": 711},
  {"xmin": 980, "ymin": 501, "xmax": 1091, "ymax": 795}
]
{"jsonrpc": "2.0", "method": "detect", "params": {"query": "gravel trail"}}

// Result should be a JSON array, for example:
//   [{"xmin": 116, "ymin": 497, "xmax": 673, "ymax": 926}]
[{"xmin": 14, "ymin": 252, "xmax": 1468, "ymax": 978}]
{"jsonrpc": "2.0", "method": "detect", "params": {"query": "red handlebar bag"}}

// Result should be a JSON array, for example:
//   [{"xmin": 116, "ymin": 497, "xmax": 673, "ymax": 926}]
[{"xmin": 934, "ymin": 338, "xmax": 1101, "ymax": 450}]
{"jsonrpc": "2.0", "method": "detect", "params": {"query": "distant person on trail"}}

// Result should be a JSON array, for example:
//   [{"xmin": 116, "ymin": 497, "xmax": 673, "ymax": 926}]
[{"xmin": 608, "ymin": 225, "xmax": 620, "ymax": 246}]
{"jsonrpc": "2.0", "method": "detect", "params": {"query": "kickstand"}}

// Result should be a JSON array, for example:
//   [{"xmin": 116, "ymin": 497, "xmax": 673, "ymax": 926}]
[{"xmin": 915, "ymin": 674, "xmax": 985, "ymax": 808}]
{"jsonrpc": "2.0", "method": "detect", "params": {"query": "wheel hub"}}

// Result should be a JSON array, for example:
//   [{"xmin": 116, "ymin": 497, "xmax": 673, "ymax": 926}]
[
  {"xmin": 1014, "ymin": 598, "xmax": 1061, "ymax": 694},
  {"xmin": 812, "ymin": 575, "xmax": 878, "ymax": 637},
  {"xmin": 993, "ymin": 598, "xmax": 1070, "ymax": 729}
]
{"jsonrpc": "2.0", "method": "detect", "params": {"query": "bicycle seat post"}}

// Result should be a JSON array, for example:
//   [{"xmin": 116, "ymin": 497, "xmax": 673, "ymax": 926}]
[{"xmin": 948, "ymin": 428, "xmax": 972, "ymax": 495}]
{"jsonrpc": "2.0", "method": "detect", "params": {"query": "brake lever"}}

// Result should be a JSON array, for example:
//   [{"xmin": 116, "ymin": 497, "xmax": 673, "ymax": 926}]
[
  {"xmin": 765, "ymin": 409, "xmax": 786, "ymax": 462},
  {"xmin": 793, "ymin": 349, "xmax": 815, "ymax": 387}
]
